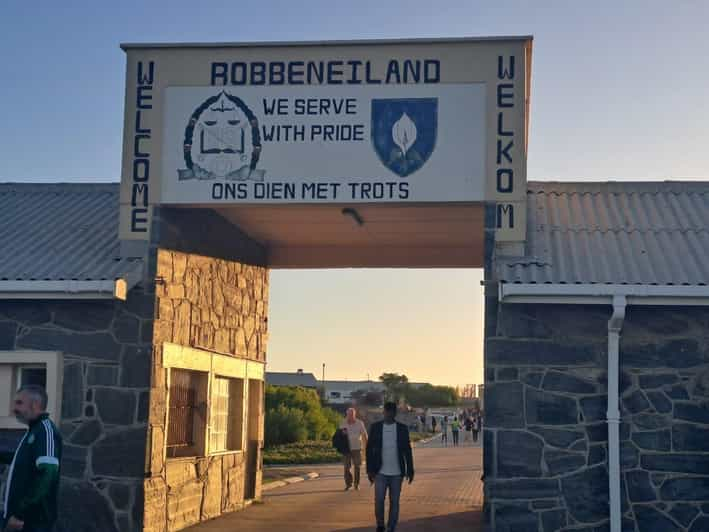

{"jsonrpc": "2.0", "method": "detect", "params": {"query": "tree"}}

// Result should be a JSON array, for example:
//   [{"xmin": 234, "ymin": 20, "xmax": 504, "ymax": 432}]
[
  {"xmin": 264, "ymin": 385, "xmax": 340, "ymax": 446},
  {"xmin": 379, "ymin": 373, "xmax": 409, "ymax": 402},
  {"xmin": 351, "ymin": 389, "xmax": 384, "ymax": 407},
  {"xmin": 406, "ymin": 384, "xmax": 460, "ymax": 407}
]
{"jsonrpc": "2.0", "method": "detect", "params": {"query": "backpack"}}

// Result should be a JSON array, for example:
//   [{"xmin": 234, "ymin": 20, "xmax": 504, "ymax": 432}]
[{"xmin": 332, "ymin": 428, "xmax": 350, "ymax": 454}]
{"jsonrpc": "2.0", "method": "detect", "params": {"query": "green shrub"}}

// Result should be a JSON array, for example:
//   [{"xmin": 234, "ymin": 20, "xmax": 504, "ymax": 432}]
[
  {"xmin": 265, "ymin": 385, "xmax": 340, "ymax": 446},
  {"xmin": 264, "ymin": 440, "xmax": 341, "ymax": 465},
  {"xmin": 265, "ymin": 405, "xmax": 309, "ymax": 446}
]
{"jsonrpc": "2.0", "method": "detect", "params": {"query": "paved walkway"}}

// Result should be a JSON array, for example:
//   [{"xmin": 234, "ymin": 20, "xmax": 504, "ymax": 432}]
[{"xmin": 187, "ymin": 436, "xmax": 483, "ymax": 531}]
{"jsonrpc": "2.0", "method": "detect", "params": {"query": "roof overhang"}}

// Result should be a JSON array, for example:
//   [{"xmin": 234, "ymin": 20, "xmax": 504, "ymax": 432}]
[
  {"xmin": 120, "ymin": 35, "xmax": 534, "ymax": 50},
  {"xmin": 210, "ymin": 203, "xmax": 486, "ymax": 268},
  {"xmin": 499, "ymin": 283, "xmax": 709, "ymax": 306},
  {"xmin": 0, "ymin": 277, "xmax": 138, "ymax": 301}
]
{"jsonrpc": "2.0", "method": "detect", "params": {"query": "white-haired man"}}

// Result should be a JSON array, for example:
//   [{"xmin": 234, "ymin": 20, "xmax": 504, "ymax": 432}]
[
  {"xmin": 339, "ymin": 407, "xmax": 368, "ymax": 490},
  {"xmin": 1, "ymin": 385, "xmax": 62, "ymax": 532}
]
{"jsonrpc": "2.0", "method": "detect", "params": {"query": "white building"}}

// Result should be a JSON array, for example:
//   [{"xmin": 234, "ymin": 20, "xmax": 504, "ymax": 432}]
[{"xmin": 323, "ymin": 380, "xmax": 385, "ymax": 404}]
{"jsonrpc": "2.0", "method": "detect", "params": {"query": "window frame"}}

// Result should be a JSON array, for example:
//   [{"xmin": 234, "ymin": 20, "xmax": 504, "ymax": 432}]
[
  {"xmin": 162, "ymin": 343, "xmax": 262, "ymax": 461},
  {"xmin": 166, "ymin": 368, "xmax": 209, "ymax": 459},
  {"xmin": 0, "ymin": 351, "xmax": 63, "ymax": 430}
]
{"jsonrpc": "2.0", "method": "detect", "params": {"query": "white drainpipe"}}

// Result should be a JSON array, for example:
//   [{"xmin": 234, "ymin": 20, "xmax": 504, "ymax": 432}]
[
  {"xmin": 498, "ymin": 284, "xmax": 689, "ymax": 532},
  {"xmin": 607, "ymin": 295, "xmax": 626, "ymax": 532}
]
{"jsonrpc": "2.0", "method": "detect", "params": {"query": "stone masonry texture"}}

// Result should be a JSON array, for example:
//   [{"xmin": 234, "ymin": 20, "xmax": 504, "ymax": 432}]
[
  {"xmin": 0, "ymin": 289, "xmax": 155, "ymax": 532},
  {"xmin": 143, "ymin": 248, "xmax": 268, "ymax": 532},
  {"xmin": 484, "ymin": 302, "xmax": 709, "ymax": 531}
]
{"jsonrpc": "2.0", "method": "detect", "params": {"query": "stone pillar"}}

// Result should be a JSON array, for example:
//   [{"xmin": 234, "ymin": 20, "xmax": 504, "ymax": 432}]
[{"xmin": 142, "ymin": 207, "xmax": 268, "ymax": 532}]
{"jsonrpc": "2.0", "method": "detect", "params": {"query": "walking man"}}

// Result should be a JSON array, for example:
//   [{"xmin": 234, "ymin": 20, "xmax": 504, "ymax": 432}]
[
  {"xmin": 440, "ymin": 415, "xmax": 448, "ymax": 446},
  {"xmin": 366, "ymin": 402, "xmax": 415, "ymax": 532},
  {"xmin": 1, "ymin": 385, "xmax": 62, "ymax": 532},
  {"xmin": 451, "ymin": 417, "xmax": 460, "ymax": 447},
  {"xmin": 340, "ymin": 407, "xmax": 368, "ymax": 490}
]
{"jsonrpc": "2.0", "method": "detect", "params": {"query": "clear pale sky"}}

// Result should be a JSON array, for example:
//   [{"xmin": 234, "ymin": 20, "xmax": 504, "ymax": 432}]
[{"xmin": 1, "ymin": 1, "xmax": 708, "ymax": 386}]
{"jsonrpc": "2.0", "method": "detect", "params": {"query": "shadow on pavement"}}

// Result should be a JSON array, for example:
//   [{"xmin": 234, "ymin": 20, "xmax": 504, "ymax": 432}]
[{"xmin": 332, "ymin": 510, "xmax": 483, "ymax": 531}]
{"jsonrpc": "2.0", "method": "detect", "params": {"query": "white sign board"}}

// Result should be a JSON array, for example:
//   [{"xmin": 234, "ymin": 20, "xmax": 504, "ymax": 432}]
[
  {"xmin": 161, "ymin": 85, "xmax": 485, "ymax": 203},
  {"xmin": 119, "ymin": 38, "xmax": 532, "ymax": 242}
]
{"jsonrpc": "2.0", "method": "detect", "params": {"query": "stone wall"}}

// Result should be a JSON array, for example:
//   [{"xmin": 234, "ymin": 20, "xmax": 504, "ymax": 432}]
[
  {"xmin": 0, "ymin": 289, "xmax": 155, "ymax": 532},
  {"xmin": 143, "ymin": 248, "xmax": 268, "ymax": 532},
  {"xmin": 484, "ymin": 301, "xmax": 709, "ymax": 532}
]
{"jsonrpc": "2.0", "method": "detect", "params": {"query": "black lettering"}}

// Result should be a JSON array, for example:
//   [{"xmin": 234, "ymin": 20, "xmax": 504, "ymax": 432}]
[
  {"xmin": 136, "ymin": 86, "xmax": 152, "ymax": 109},
  {"xmin": 288, "ymin": 61, "xmax": 305, "ymax": 84},
  {"xmin": 327, "ymin": 61, "xmax": 344, "ymax": 84},
  {"xmin": 424, "ymin": 60, "xmax": 440, "ymax": 83},
  {"xmin": 497, "ymin": 84, "xmax": 514, "ymax": 108},
  {"xmin": 497, "ymin": 112, "xmax": 513, "ymax": 136},
  {"xmin": 135, "ymin": 110, "xmax": 150, "ymax": 134},
  {"xmin": 385, "ymin": 60, "xmax": 401, "ymax": 84},
  {"xmin": 269, "ymin": 62, "xmax": 285, "ymax": 85},
  {"xmin": 230, "ymin": 63, "xmax": 247, "ymax": 85},
  {"xmin": 237, "ymin": 183, "xmax": 248, "ymax": 199},
  {"xmin": 211, "ymin": 62, "xmax": 227, "ymax": 85},
  {"xmin": 361, "ymin": 183, "xmax": 372, "ymax": 199},
  {"xmin": 251, "ymin": 62, "xmax": 266, "ymax": 85},
  {"xmin": 302, "ymin": 182, "xmax": 316, "ymax": 198},
  {"xmin": 131, "ymin": 184, "xmax": 148, "ymax": 207},
  {"xmin": 223, "ymin": 183, "xmax": 237, "ymax": 199},
  {"xmin": 496, "ymin": 169, "xmax": 514, "ymax": 193},
  {"xmin": 137, "ymin": 61, "xmax": 154, "ymax": 85},
  {"xmin": 347, "ymin": 60, "xmax": 362, "ymax": 84},
  {"xmin": 403, "ymin": 60, "xmax": 420, "ymax": 83},
  {"xmin": 496, "ymin": 204, "xmax": 514, "ymax": 229},
  {"xmin": 131, "ymin": 208, "xmax": 148, "ymax": 232},
  {"xmin": 497, "ymin": 140, "xmax": 513, "ymax": 164},
  {"xmin": 497, "ymin": 55, "xmax": 515, "ymax": 80},
  {"xmin": 399, "ymin": 182, "xmax": 410, "ymax": 199},
  {"xmin": 132, "ymin": 159, "xmax": 150, "ymax": 182},
  {"xmin": 365, "ymin": 62, "xmax": 381, "ymax": 84},
  {"xmin": 308, "ymin": 61, "xmax": 324, "ymax": 84},
  {"xmin": 134, "ymin": 134, "xmax": 150, "ymax": 158}
]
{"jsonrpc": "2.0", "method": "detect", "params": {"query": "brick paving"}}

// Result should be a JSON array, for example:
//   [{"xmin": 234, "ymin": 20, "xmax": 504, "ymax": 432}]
[{"xmin": 186, "ymin": 437, "xmax": 483, "ymax": 531}]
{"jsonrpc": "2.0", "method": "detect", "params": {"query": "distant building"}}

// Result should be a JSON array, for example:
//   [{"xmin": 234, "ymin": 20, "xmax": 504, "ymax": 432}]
[
  {"xmin": 265, "ymin": 369, "xmax": 319, "ymax": 389},
  {"xmin": 323, "ymin": 380, "xmax": 385, "ymax": 404}
]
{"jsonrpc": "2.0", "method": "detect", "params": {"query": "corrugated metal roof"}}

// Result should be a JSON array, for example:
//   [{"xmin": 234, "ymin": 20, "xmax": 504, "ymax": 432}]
[
  {"xmin": 0, "ymin": 183, "xmax": 143, "ymax": 282},
  {"xmin": 498, "ymin": 181, "xmax": 709, "ymax": 286},
  {"xmin": 266, "ymin": 372, "xmax": 320, "ymax": 388}
]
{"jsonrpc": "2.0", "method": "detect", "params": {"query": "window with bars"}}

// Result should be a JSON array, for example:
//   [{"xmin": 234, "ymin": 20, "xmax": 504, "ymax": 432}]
[
  {"xmin": 210, "ymin": 376, "xmax": 244, "ymax": 453},
  {"xmin": 167, "ymin": 369, "xmax": 208, "ymax": 458}
]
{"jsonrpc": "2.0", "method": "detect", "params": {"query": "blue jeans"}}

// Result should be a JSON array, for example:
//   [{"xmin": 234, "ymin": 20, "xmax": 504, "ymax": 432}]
[{"xmin": 375, "ymin": 474, "xmax": 403, "ymax": 532}]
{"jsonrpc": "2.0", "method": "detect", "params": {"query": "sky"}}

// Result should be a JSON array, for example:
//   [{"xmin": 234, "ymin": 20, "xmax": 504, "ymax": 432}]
[{"xmin": 1, "ymin": 1, "xmax": 708, "ymax": 386}]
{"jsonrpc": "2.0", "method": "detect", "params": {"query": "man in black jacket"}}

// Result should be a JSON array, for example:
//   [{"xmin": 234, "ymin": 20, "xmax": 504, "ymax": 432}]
[
  {"xmin": 366, "ymin": 402, "xmax": 414, "ymax": 532},
  {"xmin": 1, "ymin": 385, "xmax": 62, "ymax": 532}
]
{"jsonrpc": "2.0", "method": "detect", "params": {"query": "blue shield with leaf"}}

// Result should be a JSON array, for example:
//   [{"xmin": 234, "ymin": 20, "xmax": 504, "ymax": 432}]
[{"xmin": 371, "ymin": 98, "xmax": 437, "ymax": 177}]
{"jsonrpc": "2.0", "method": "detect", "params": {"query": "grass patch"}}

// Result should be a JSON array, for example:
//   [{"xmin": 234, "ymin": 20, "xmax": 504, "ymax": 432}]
[
  {"xmin": 265, "ymin": 432, "xmax": 433, "ymax": 466},
  {"xmin": 264, "ymin": 440, "xmax": 341, "ymax": 465},
  {"xmin": 410, "ymin": 431, "xmax": 431, "ymax": 443}
]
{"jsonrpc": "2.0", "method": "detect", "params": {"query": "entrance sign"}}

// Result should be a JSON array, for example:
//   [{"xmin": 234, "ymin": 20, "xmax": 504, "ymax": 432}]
[
  {"xmin": 119, "ymin": 37, "xmax": 532, "ymax": 243},
  {"xmin": 161, "ymin": 85, "xmax": 485, "ymax": 203}
]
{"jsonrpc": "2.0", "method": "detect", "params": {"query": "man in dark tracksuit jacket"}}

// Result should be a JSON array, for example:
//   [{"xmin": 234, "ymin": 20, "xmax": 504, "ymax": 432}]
[
  {"xmin": 366, "ymin": 402, "xmax": 414, "ymax": 532},
  {"xmin": 1, "ymin": 385, "xmax": 62, "ymax": 532}
]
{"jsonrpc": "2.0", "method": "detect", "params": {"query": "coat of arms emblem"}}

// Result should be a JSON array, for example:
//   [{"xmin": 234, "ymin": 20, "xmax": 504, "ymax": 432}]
[
  {"xmin": 178, "ymin": 91, "xmax": 264, "ymax": 181},
  {"xmin": 371, "ymin": 98, "xmax": 437, "ymax": 177}
]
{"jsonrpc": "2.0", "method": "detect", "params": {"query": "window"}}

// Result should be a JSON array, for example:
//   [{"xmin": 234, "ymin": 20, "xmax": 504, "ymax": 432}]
[
  {"xmin": 162, "ymin": 343, "xmax": 263, "ymax": 460},
  {"xmin": 166, "ymin": 369, "xmax": 208, "ymax": 458},
  {"xmin": 0, "ymin": 351, "xmax": 62, "ymax": 429},
  {"xmin": 18, "ymin": 365, "xmax": 47, "ymax": 388},
  {"xmin": 209, "ymin": 376, "xmax": 244, "ymax": 453}
]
